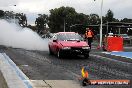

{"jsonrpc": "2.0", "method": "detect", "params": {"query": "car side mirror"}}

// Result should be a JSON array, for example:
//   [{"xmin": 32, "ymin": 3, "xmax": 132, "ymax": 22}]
[{"xmin": 53, "ymin": 40, "xmax": 57, "ymax": 42}]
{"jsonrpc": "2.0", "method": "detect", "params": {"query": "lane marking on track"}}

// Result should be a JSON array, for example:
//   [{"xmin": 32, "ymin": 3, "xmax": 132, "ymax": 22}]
[
  {"xmin": 102, "ymin": 52, "xmax": 132, "ymax": 59},
  {"xmin": 90, "ymin": 53, "xmax": 131, "ymax": 65}
]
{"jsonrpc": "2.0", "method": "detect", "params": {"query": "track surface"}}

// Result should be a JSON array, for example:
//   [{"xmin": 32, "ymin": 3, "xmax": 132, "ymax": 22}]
[{"xmin": 0, "ymin": 45, "xmax": 131, "ymax": 88}]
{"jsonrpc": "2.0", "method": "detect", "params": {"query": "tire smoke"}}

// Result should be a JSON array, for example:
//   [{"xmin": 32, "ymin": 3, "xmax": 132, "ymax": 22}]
[{"xmin": 0, "ymin": 20, "xmax": 49, "ymax": 51}]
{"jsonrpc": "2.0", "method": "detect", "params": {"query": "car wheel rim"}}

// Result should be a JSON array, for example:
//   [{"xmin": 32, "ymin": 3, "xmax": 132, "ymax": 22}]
[{"xmin": 57, "ymin": 51, "xmax": 60, "ymax": 58}]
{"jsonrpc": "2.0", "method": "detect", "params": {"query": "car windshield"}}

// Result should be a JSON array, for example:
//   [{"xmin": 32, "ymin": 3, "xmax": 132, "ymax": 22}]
[{"xmin": 57, "ymin": 33, "xmax": 83, "ymax": 41}]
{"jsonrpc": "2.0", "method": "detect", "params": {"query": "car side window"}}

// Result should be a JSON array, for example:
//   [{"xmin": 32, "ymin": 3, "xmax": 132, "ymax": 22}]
[{"xmin": 51, "ymin": 34, "xmax": 57, "ymax": 40}]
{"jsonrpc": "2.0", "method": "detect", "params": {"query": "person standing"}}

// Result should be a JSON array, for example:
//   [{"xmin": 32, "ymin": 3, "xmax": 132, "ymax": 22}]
[{"xmin": 85, "ymin": 28, "xmax": 94, "ymax": 49}]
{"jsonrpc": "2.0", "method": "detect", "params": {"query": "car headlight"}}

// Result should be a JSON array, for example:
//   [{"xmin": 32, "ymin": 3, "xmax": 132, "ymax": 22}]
[
  {"xmin": 82, "ymin": 47, "xmax": 90, "ymax": 49},
  {"xmin": 62, "ymin": 47, "xmax": 71, "ymax": 50}
]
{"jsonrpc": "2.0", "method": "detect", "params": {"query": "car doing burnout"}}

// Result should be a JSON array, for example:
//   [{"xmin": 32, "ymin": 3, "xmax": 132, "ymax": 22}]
[{"xmin": 48, "ymin": 32, "xmax": 90, "ymax": 58}]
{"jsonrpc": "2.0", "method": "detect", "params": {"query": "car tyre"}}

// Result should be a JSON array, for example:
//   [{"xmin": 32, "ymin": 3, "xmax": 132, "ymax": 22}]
[
  {"xmin": 84, "ymin": 54, "xmax": 89, "ymax": 59},
  {"xmin": 57, "ymin": 49, "xmax": 62, "ymax": 58},
  {"xmin": 49, "ymin": 46, "xmax": 53, "ymax": 55}
]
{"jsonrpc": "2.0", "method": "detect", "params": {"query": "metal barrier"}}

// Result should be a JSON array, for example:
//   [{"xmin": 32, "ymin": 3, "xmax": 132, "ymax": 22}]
[
  {"xmin": 124, "ymin": 38, "xmax": 132, "ymax": 46},
  {"xmin": 0, "ymin": 70, "xmax": 8, "ymax": 88}
]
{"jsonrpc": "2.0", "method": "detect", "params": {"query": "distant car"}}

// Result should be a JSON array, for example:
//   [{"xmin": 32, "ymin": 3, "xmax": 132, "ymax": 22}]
[
  {"xmin": 119, "ymin": 34, "xmax": 130, "ymax": 39},
  {"xmin": 48, "ymin": 32, "xmax": 90, "ymax": 58}
]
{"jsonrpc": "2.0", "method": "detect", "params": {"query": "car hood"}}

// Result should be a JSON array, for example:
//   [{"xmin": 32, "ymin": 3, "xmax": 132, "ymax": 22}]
[{"xmin": 59, "ymin": 41, "xmax": 88, "ymax": 47}]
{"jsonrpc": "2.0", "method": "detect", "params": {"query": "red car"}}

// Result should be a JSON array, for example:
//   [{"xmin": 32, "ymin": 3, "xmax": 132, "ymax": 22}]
[{"xmin": 48, "ymin": 32, "xmax": 90, "ymax": 58}]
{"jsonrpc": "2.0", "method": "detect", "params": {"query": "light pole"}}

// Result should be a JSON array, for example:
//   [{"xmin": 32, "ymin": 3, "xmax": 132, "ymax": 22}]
[
  {"xmin": 93, "ymin": 0, "xmax": 103, "ymax": 48},
  {"xmin": 64, "ymin": 18, "xmax": 66, "ymax": 32},
  {"xmin": 99, "ymin": 0, "xmax": 103, "ymax": 48}
]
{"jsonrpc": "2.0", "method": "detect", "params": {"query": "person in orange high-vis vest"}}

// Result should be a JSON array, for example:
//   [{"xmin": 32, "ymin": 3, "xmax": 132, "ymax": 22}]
[{"xmin": 85, "ymin": 28, "xmax": 94, "ymax": 49}]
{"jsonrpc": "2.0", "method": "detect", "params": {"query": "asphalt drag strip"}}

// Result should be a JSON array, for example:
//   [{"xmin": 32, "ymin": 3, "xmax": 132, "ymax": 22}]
[{"xmin": 1, "ymin": 46, "xmax": 131, "ymax": 88}]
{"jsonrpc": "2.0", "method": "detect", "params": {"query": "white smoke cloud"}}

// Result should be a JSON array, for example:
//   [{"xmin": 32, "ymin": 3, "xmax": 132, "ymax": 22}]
[{"xmin": 0, "ymin": 20, "xmax": 49, "ymax": 51}]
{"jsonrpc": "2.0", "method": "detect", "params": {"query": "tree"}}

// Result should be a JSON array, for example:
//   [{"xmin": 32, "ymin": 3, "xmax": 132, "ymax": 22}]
[
  {"xmin": 74, "ymin": 13, "xmax": 88, "ymax": 25},
  {"xmin": 103, "ymin": 9, "xmax": 119, "ymax": 23},
  {"xmin": 89, "ymin": 14, "xmax": 100, "ymax": 25},
  {"xmin": 0, "ymin": 10, "xmax": 4, "ymax": 18},
  {"xmin": 35, "ymin": 14, "xmax": 48, "ymax": 34},
  {"xmin": 20, "ymin": 14, "xmax": 27, "ymax": 27},
  {"xmin": 120, "ymin": 18, "xmax": 132, "ymax": 23},
  {"xmin": 105, "ymin": 9, "xmax": 114, "ymax": 22},
  {"xmin": 112, "ymin": 18, "xmax": 119, "ymax": 22},
  {"xmin": 48, "ymin": 6, "xmax": 77, "ymax": 32},
  {"xmin": 102, "ymin": 16, "xmax": 107, "ymax": 23},
  {"xmin": 3, "ymin": 11, "xmax": 27, "ymax": 27},
  {"xmin": 4, "ymin": 11, "xmax": 14, "ymax": 20},
  {"xmin": 15, "ymin": 13, "xmax": 27, "ymax": 27}
]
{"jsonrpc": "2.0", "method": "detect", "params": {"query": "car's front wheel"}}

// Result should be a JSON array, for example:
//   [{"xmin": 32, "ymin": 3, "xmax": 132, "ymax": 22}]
[
  {"xmin": 84, "ymin": 53, "xmax": 89, "ymax": 59},
  {"xmin": 57, "ymin": 49, "xmax": 63, "ymax": 58}
]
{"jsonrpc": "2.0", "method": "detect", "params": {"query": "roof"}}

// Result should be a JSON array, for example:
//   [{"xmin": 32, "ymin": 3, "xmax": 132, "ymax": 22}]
[
  {"xmin": 70, "ymin": 22, "xmax": 132, "ymax": 28},
  {"xmin": 57, "ymin": 32, "xmax": 76, "ymax": 34}
]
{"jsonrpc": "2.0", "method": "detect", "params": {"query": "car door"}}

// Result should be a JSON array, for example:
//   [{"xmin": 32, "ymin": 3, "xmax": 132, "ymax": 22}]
[{"xmin": 50, "ymin": 34, "xmax": 58, "ymax": 53}]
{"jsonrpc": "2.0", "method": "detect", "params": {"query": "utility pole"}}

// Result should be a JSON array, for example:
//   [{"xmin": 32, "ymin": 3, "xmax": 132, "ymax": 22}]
[
  {"xmin": 64, "ymin": 18, "xmax": 66, "ymax": 32},
  {"xmin": 99, "ymin": 0, "xmax": 103, "ymax": 48},
  {"xmin": 107, "ymin": 21, "xmax": 108, "ymax": 34},
  {"xmin": 93, "ymin": 0, "xmax": 103, "ymax": 48}
]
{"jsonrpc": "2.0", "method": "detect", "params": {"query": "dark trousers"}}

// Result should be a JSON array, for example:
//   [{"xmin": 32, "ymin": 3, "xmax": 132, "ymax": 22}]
[
  {"xmin": 87, "ymin": 37, "xmax": 93, "ymax": 49},
  {"xmin": 82, "ymin": 78, "xmax": 91, "ymax": 86}
]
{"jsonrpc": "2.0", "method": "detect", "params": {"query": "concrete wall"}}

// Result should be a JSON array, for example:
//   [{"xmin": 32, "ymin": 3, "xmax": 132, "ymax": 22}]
[
  {"xmin": 0, "ymin": 53, "xmax": 28, "ymax": 88},
  {"xmin": 0, "ymin": 70, "xmax": 8, "ymax": 88}
]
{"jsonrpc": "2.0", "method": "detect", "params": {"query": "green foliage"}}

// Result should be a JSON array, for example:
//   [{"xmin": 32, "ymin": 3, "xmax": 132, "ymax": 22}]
[
  {"xmin": 2, "ymin": 6, "xmax": 132, "ymax": 35},
  {"xmin": 103, "ymin": 10, "xmax": 119, "ymax": 23},
  {"xmin": 48, "ymin": 6, "xmax": 100, "ymax": 33},
  {"xmin": 89, "ymin": 14, "xmax": 100, "ymax": 25},
  {"xmin": 0, "ymin": 10, "xmax": 4, "ymax": 18},
  {"xmin": 48, "ymin": 6, "xmax": 77, "ymax": 32},
  {"xmin": 102, "ymin": 16, "xmax": 107, "ymax": 23},
  {"xmin": 120, "ymin": 18, "xmax": 132, "ymax": 23},
  {"xmin": 4, "ymin": 11, "xmax": 14, "ymax": 20},
  {"xmin": 3, "ymin": 11, "xmax": 27, "ymax": 27},
  {"xmin": 105, "ymin": 9, "xmax": 114, "ymax": 22},
  {"xmin": 16, "ymin": 13, "xmax": 27, "ymax": 27},
  {"xmin": 35, "ymin": 14, "xmax": 48, "ymax": 34}
]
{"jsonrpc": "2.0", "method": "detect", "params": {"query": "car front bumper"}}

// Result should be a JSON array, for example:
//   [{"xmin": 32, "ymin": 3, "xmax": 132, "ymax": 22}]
[{"xmin": 60, "ymin": 48, "xmax": 90, "ymax": 55}]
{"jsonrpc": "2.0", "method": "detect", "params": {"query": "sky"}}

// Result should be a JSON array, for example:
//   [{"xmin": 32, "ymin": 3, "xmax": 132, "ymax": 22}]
[{"xmin": 0, "ymin": 0, "xmax": 132, "ymax": 24}]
